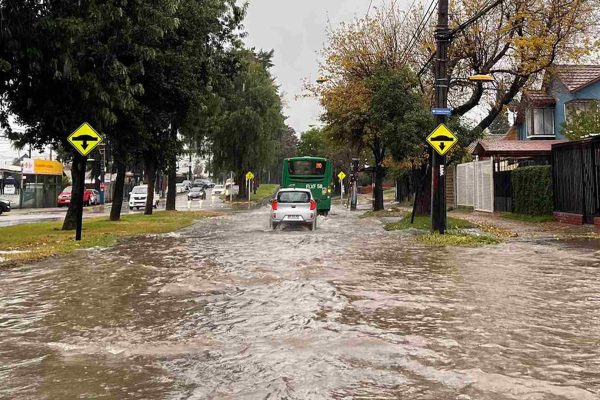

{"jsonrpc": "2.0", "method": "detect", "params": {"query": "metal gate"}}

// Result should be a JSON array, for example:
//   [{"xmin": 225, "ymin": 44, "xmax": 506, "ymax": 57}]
[
  {"xmin": 474, "ymin": 159, "xmax": 494, "ymax": 212},
  {"xmin": 456, "ymin": 159, "xmax": 494, "ymax": 212},
  {"xmin": 456, "ymin": 162, "xmax": 474, "ymax": 207}
]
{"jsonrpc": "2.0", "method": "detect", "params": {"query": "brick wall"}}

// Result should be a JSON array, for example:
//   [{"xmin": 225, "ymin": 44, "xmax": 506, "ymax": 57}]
[{"xmin": 553, "ymin": 211, "xmax": 583, "ymax": 225}]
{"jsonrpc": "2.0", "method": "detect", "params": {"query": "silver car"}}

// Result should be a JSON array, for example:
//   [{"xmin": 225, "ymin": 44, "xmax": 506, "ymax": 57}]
[{"xmin": 270, "ymin": 188, "xmax": 317, "ymax": 230}]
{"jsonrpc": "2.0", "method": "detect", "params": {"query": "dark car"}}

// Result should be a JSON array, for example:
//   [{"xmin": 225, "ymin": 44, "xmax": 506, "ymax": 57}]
[
  {"xmin": 187, "ymin": 186, "xmax": 206, "ymax": 200},
  {"xmin": 0, "ymin": 199, "xmax": 11, "ymax": 215}
]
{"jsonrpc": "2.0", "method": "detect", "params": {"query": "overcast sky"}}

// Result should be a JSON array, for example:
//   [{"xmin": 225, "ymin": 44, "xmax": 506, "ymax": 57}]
[{"xmin": 242, "ymin": 0, "xmax": 409, "ymax": 135}]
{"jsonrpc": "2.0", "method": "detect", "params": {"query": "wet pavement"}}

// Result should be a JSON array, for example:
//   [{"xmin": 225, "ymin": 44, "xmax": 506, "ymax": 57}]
[{"xmin": 1, "ymin": 205, "xmax": 600, "ymax": 399}]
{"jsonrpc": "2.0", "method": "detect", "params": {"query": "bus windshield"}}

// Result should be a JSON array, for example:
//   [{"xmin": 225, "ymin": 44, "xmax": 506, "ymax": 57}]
[{"xmin": 288, "ymin": 160, "xmax": 326, "ymax": 176}]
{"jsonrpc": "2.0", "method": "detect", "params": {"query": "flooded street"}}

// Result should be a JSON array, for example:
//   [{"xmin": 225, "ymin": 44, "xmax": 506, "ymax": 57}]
[{"xmin": 1, "ymin": 205, "xmax": 599, "ymax": 399}]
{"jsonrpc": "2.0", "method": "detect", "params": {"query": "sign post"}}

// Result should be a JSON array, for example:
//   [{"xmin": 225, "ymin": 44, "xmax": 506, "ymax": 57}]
[
  {"xmin": 67, "ymin": 122, "xmax": 103, "ymax": 241},
  {"xmin": 337, "ymin": 171, "xmax": 346, "ymax": 202},
  {"xmin": 245, "ymin": 171, "xmax": 254, "ymax": 202},
  {"xmin": 426, "ymin": 123, "xmax": 458, "ymax": 234}
]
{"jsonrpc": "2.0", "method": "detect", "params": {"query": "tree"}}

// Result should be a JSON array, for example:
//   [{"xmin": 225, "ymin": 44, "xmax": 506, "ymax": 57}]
[
  {"xmin": 314, "ymin": 12, "xmax": 436, "ymax": 210},
  {"xmin": 0, "ymin": 0, "xmax": 164, "ymax": 228},
  {"xmin": 209, "ymin": 50, "xmax": 286, "ymax": 198},
  {"xmin": 561, "ymin": 102, "xmax": 600, "ymax": 140},
  {"xmin": 297, "ymin": 128, "xmax": 328, "ymax": 157},
  {"xmin": 402, "ymin": 0, "xmax": 600, "ymax": 130}
]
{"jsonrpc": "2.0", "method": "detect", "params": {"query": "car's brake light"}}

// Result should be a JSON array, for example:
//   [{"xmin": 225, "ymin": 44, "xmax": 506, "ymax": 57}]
[
  {"xmin": 310, "ymin": 199, "xmax": 316, "ymax": 210},
  {"xmin": 272, "ymin": 200, "xmax": 278, "ymax": 210}
]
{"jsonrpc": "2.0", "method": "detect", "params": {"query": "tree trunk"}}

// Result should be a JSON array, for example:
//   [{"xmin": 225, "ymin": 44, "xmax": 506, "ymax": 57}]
[
  {"xmin": 236, "ymin": 172, "xmax": 247, "ymax": 199},
  {"xmin": 166, "ymin": 154, "xmax": 177, "ymax": 211},
  {"xmin": 414, "ymin": 162, "xmax": 431, "ymax": 216},
  {"xmin": 373, "ymin": 164, "xmax": 385, "ymax": 211},
  {"xmin": 144, "ymin": 159, "xmax": 157, "ymax": 215},
  {"xmin": 62, "ymin": 153, "xmax": 86, "ymax": 230},
  {"xmin": 110, "ymin": 160, "xmax": 126, "ymax": 221}
]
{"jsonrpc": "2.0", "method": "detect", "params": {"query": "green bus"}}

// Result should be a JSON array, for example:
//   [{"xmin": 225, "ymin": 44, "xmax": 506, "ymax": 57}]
[{"xmin": 281, "ymin": 156, "xmax": 333, "ymax": 215}]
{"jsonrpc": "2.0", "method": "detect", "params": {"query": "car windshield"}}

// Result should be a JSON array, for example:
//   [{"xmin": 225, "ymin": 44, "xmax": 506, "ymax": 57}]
[
  {"xmin": 62, "ymin": 186, "xmax": 72, "ymax": 192},
  {"xmin": 278, "ymin": 191, "xmax": 310, "ymax": 203},
  {"xmin": 214, "ymin": 185, "xmax": 224, "ymax": 189},
  {"xmin": 132, "ymin": 187, "xmax": 147, "ymax": 194},
  {"xmin": 191, "ymin": 187, "xmax": 202, "ymax": 192}
]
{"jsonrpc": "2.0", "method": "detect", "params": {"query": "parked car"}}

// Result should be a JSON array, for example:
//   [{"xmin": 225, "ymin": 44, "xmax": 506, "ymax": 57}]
[
  {"xmin": 224, "ymin": 183, "xmax": 239, "ymax": 197},
  {"xmin": 0, "ymin": 199, "xmax": 11, "ymax": 215},
  {"xmin": 87, "ymin": 189, "xmax": 100, "ymax": 205},
  {"xmin": 212, "ymin": 184, "xmax": 225, "ymax": 196},
  {"xmin": 176, "ymin": 183, "xmax": 186, "ymax": 193},
  {"xmin": 187, "ymin": 186, "xmax": 206, "ymax": 200},
  {"xmin": 57, "ymin": 187, "xmax": 95, "ymax": 206},
  {"xmin": 270, "ymin": 188, "xmax": 317, "ymax": 230},
  {"xmin": 181, "ymin": 180, "xmax": 192, "ymax": 191},
  {"xmin": 128, "ymin": 185, "xmax": 159, "ymax": 210}
]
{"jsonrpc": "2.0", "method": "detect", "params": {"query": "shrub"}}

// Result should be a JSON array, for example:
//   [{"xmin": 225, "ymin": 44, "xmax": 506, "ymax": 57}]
[{"xmin": 511, "ymin": 165, "xmax": 553, "ymax": 216}]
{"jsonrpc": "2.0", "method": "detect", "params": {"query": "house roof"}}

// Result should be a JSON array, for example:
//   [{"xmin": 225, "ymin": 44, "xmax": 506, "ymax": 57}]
[
  {"xmin": 523, "ymin": 90, "xmax": 555, "ymax": 106},
  {"xmin": 554, "ymin": 64, "xmax": 600, "ymax": 92},
  {"xmin": 472, "ymin": 139, "xmax": 567, "ymax": 158}
]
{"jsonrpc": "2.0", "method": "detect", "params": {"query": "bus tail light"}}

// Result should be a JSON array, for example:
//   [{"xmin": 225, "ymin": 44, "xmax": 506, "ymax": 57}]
[
  {"xmin": 271, "ymin": 200, "xmax": 278, "ymax": 210},
  {"xmin": 310, "ymin": 199, "xmax": 316, "ymax": 210}
]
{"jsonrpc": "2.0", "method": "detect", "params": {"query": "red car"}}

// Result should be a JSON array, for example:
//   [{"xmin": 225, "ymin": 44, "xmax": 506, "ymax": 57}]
[{"xmin": 57, "ymin": 187, "xmax": 96, "ymax": 207}]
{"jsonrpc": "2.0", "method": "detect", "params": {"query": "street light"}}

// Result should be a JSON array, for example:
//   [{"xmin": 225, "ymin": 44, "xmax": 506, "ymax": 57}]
[{"xmin": 468, "ymin": 74, "xmax": 495, "ymax": 82}]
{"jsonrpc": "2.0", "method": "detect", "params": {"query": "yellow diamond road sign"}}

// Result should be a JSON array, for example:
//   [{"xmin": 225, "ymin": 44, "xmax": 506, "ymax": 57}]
[
  {"xmin": 426, "ymin": 124, "xmax": 458, "ymax": 156},
  {"xmin": 338, "ymin": 172, "xmax": 346, "ymax": 181},
  {"xmin": 68, "ymin": 122, "xmax": 103, "ymax": 156},
  {"xmin": 246, "ymin": 171, "xmax": 254, "ymax": 180}
]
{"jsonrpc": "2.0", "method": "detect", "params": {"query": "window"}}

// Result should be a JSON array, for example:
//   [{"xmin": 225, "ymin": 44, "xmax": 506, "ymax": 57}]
[
  {"xmin": 277, "ymin": 191, "xmax": 311, "ymax": 203},
  {"xmin": 565, "ymin": 100, "xmax": 599, "ymax": 122},
  {"xmin": 288, "ymin": 160, "xmax": 326, "ymax": 176},
  {"xmin": 527, "ymin": 108, "xmax": 555, "ymax": 137}
]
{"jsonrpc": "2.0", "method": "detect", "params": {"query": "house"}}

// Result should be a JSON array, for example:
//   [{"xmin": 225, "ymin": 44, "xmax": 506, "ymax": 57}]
[{"xmin": 515, "ymin": 65, "xmax": 600, "ymax": 140}]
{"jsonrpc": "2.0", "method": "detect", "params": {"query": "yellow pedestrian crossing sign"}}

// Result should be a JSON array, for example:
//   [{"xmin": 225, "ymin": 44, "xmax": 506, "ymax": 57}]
[
  {"xmin": 338, "ymin": 172, "xmax": 346, "ymax": 180},
  {"xmin": 426, "ymin": 124, "xmax": 458, "ymax": 156},
  {"xmin": 245, "ymin": 171, "xmax": 254, "ymax": 180},
  {"xmin": 68, "ymin": 122, "xmax": 103, "ymax": 156}
]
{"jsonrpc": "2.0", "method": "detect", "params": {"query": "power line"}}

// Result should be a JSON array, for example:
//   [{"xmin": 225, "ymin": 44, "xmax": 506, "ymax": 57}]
[
  {"xmin": 366, "ymin": 0, "xmax": 374, "ymax": 17},
  {"xmin": 400, "ymin": 0, "xmax": 438, "ymax": 66},
  {"xmin": 417, "ymin": 0, "xmax": 504, "ymax": 76}
]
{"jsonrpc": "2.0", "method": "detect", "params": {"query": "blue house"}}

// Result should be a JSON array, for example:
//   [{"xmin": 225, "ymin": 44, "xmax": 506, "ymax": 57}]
[{"xmin": 516, "ymin": 65, "xmax": 600, "ymax": 140}]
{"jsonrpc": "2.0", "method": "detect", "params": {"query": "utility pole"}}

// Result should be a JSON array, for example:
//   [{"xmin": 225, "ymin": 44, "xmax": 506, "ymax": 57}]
[{"xmin": 431, "ymin": 0, "xmax": 450, "ymax": 234}]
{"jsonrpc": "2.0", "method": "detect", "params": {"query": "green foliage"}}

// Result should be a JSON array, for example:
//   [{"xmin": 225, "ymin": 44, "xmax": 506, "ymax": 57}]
[
  {"xmin": 297, "ymin": 128, "xmax": 329, "ymax": 157},
  {"xmin": 512, "ymin": 166, "xmax": 553, "ymax": 215},
  {"xmin": 417, "ymin": 232, "xmax": 500, "ymax": 247},
  {"xmin": 561, "ymin": 102, "xmax": 600, "ymax": 140},
  {"xmin": 383, "ymin": 214, "xmax": 475, "ymax": 230},
  {"xmin": 209, "ymin": 50, "xmax": 286, "ymax": 194},
  {"xmin": 501, "ymin": 213, "xmax": 554, "ymax": 223}
]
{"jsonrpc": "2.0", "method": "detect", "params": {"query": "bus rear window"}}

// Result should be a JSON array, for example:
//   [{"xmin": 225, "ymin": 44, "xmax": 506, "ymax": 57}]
[{"xmin": 288, "ymin": 160, "xmax": 326, "ymax": 176}]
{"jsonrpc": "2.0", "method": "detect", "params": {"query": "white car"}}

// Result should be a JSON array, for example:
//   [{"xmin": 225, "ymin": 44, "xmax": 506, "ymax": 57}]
[
  {"xmin": 212, "ymin": 184, "xmax": 225, "ymax": 196},
  {"xmin": 270, "ymin": 188, "xmax": 317, "ymax": 230},
  {"xmin": 129, "ymin": 185, "xmax": 159, "ymax": 210}
]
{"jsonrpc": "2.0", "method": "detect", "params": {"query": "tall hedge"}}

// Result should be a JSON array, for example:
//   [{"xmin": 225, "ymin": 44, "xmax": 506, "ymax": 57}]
[{"xmin": 512, "ymin": 165, "xmax": 553, "ymax": 215}]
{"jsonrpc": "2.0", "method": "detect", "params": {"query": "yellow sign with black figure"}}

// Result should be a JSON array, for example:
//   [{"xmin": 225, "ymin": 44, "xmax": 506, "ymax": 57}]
[
  {"xmin": 68, "ymin": 122, "xmax": 103, "ymax": 156},
  {"xmin": 338, "ymin": 172, "xmax": 346, "ymax": 181},
  {"xmin": 426, "ymin": 124, "xmax": 458, "ymax": 156},
  {"xmin": 246, "ymin": 171, "xmax": 254, "ymax": 180}
]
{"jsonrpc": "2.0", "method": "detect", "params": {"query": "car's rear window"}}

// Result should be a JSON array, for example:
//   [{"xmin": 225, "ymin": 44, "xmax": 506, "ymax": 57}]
[{"xmin": 278, "ymin": 191, "xmax": 310, "ymax": 203}]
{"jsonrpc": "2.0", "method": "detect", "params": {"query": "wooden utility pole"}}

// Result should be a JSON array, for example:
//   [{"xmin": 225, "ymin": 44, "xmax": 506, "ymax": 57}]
[{"xmin": 431, "ymin": 0, "xmax": 450, "ymax": 234}]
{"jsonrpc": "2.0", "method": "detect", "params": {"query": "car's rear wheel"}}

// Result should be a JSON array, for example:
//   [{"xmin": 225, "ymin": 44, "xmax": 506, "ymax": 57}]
[
  {"xmin": 0, "ymin": 209, "xmax": 3, "ymax": 216},
  {"xmin": 129, "ymin": 207, "xmax": 133, "ymax": 210},
  {"xmin": 310, "ymin": 217, "xmax": 317, "ymax": 231}
]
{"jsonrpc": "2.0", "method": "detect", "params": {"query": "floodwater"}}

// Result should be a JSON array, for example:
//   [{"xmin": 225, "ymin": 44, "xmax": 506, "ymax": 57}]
[{"xmin": 1, "ymin": 206, "xmax": 599, "ymax": 399}]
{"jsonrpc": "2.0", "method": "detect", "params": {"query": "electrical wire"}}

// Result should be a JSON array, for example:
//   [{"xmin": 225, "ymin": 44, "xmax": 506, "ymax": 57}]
[{"xmin": 400, "ymin": 0, "xmax": 438, "ymax": 66}]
